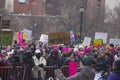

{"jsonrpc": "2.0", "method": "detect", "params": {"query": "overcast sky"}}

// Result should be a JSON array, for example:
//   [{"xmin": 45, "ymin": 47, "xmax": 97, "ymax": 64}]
[{"xmin": 106, "ymin": 0, "xmax": 120, "ymax": 9}]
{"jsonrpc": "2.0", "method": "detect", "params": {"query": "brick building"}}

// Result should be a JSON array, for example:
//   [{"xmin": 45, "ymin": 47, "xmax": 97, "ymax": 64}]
[
  {"xmin": 14, "ymin": 0, "xmax": 46, "ymax": 15},
  {"xmin": 46, "ymin": 0, "xmax": 61, "ymax": 15},
  {"xmin": 0, "ymin": 0, "xmax": 5, "ymax": 9},
  {"xmin": 46, "ymin": 0, "xmax": 105, "ymax": 16}
]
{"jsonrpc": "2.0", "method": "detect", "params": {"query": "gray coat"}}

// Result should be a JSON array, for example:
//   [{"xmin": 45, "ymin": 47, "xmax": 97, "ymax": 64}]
[{"xmin": 55, "ymin": 66, "xmax": 95, "ymax": 80}]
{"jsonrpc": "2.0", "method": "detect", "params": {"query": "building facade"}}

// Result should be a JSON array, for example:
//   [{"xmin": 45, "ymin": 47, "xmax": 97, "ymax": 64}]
[{"xmin": 14, "ymin": 0, "xmax": 46, "ymax": 15}]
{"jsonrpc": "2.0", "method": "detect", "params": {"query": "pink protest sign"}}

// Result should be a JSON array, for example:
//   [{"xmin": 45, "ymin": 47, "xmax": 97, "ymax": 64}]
[
  {"xmin": 17, "ymin": 32, "xmax": 22, "ymax": 46},
  {"xmin": 69, "ymin": 61, "xmax": 77, "ymax": 76}
]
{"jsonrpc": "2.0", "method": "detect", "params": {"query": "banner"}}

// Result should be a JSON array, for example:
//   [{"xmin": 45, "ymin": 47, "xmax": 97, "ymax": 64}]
[
  {"xmin": 40, "ymin": 34, "xmax": 48, "ymax": 44},
  {"xmin": 83, "ymin": 37, "xmax": 91, "ymax": 46},
  {"xmin": 23, "ymin": 29, "xmax": 32, "ymax": 40},
  {"xmin": 0, "ymin": 31, "xmax": 13, "ymax": 46},
  {"xmin": 17, "ymin": 32, "xmax": 22, "ymax": 46},
  {"xmin": 109, "ymin": 39, "xmax": 120, "ymax": 45},
  {"xmin": 93, "ymin": 39, "xmax": 103, "ymax": 46},
  {"xmin": 95, "ymin": 32, "xmax": 108, "ymax": 43},
  {"xmin": 48, "ymin": 32, "xmax": 69, "ymax": 44},
  {"xmin": 70, "ymin": 30, "xmax": 75, "ymax": 43},
  {"xmin": 69, "ymin": 61, "xmax": 77, "ymax": 76}
]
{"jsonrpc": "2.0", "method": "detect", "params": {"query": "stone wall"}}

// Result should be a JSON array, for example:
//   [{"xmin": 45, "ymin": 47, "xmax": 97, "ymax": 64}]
[{"xmin": 9, "ymin": 15, "xmax": 66, "ymax": 38}]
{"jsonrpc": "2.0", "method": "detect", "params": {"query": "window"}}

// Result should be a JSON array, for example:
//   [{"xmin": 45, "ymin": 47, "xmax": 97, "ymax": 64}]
[
  {"xmin": 18, "ymin": 0, "xmax": 29, "ymax": 4},
  {"xmin": 1, "ymin": 20, "xmax": 10, "ymax": 29}
]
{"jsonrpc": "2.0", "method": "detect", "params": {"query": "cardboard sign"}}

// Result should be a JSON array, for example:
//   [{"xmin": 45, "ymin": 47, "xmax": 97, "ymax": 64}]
[
  {"xmin": 69, "ymin": 61, "xmax": 77, "ymax": 76},
  {"xmin": 109, "ymin": 39, "xmax": 120, "ymax": 45},
  {"xmin": 23, "ymin": 29, "xmax": 32, "ymax": 40},
  {"xmin": 93, "ymin": 39, "xmax": 103, "ymax": 46},
  {"xmin": 0, "ymin": 31, "xmax": 13, "ymax": 46},
  {"xmin": 95, "ymin": 32, "xmax": 108, "ymax": 43},
  {"xmin": 83, "ymin": 37, "xmax": 91, "ymax": 46},
  {"xmin": 40, "ymin": 34, "xmax": 48, "ymax": 44},
  {"xmin": 22, "ymin": 32, "xmax": 28, "ymax": 41}
]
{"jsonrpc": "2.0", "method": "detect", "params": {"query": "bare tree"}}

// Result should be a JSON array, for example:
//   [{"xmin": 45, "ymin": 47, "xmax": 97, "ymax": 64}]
[
  {"xmin": 104, "ymin": 1, "xmax": 120, "ymax": 39},
  {"xmin": 58, "ymin": 0, "xmax": 105, "ymax": 39},
  {"xmin": 59, "ymin": 0, "xmax": 82, "ymax": 32}
]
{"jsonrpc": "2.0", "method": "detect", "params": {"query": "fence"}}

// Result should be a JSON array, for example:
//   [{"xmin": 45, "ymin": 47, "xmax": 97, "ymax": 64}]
[{"xmin": 0, "ymin": 66, "xmax": 69, "ymax": 80}]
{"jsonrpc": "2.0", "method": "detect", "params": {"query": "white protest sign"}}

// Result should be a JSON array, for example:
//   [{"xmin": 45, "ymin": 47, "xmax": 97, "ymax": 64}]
[
  {"xmin": 23, "ymin": 29, "xmax": 32, "ymax": 40},
  {"xmin": 83, "ymin": 37, "xmax": 91, "ymax": 46},
  {"xmin": 95, "ymin": 32, "xmax": 108, "ymax": 43},
  {"xmin": 40, "ymin": 34, "xmax": 48, "ymax": 44},
  {"xmin": 109, "ymin": 39, "xmax": 120, "ymax": 45}
]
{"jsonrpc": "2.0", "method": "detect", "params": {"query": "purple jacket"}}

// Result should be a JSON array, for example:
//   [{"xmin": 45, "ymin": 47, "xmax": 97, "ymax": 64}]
[{"xmin": 107, "ymin": 73, "xmax": 120, "ymax": 80}]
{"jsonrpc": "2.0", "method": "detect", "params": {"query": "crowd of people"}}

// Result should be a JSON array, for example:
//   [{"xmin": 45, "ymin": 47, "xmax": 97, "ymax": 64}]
[{"xmin": 0, "ymin": 39, "xmax": 120, "ymax": 80}]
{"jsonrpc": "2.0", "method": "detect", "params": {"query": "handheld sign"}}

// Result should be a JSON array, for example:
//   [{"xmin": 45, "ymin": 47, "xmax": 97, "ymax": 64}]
[
  {"xmin": 109, "ymin": 39, "xmax": 120, "ymax": 45},
  {"xmin": 83, "ymin": 37, "xmax": 91, "ymax": 46},
  {"xmin": 93, "ymin": 39, "xmax": 103, "ymax": 47},
  {"xmin": 40, "ymin": 34, "xmax": 49, "ymax": 44},
  {"xmin": 23, "ymin": 29, "xmax": 32, "ymax": 40},
  {"xmin": 69, "ymin": 61, "xmax": 77, "ymax": 76},
  {"xmin": 95, "ymin": 32, "xmax": 108, "ymax": 43}
]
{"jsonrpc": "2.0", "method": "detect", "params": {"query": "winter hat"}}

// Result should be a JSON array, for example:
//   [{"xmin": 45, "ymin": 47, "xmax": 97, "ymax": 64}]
[
  {"xmin": 81, "ymin": 56, "xmax": 94, "ymax": 66},
  {"xmin": 35, "ymin": 49, "xmax": 41, "ymax": 54},
  {"xmin": 90, "ymin": 45, "xmax": 94, "ymax": 49},
  {"xmin": 62, "ymin": 47, "xmax": 69, "ymax": 52},
  {"xmin": 105, "ymin": 45, "xmax": 110, "ymax": 49},
  {"xmin": 73, "ymin": 48, "xmax": 79, "ymax": 52},
  {"xmin": 68, "ymin": 48, "xmax": 72, "ymax": 52},
  {"xmin": 53, "ymin": 46, "xmax": 59, "ymax": 51},
  {"xmin": 84, "ymin": 47, "xmax": 90, "ymax": 53},
  {"xmin": 78, "ymin": 51, "xmax": 84, "ymax": 56},
  {"xmin": 52, "ymin": 44, "xmax": 59, "ymax": 51}
]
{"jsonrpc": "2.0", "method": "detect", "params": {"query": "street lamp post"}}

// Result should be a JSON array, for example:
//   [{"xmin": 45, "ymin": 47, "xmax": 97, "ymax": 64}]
[
  {"xmin": 80, "ymin": 7, "xmax": 84, "ymax": 43},
  {"xmin": 33, "ymin": 23, "xmax": 37, "ymax": 42}
]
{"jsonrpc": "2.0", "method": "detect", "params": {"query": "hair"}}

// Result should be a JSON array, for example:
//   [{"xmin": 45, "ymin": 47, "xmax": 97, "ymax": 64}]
[
  {"xmin": 110, "ymin": 44, "xmax": 114, "ymax": 48},
  {"xmin": 68, "ymin": 52, "xmax": 75, "ymax": 58},
  {"xmin": 51, "ymin": 50, "xmax": 58, "ymax": 55},
  {"xmin": 81, "ymin": 56, "xmax": 95, "ymax": 66}
]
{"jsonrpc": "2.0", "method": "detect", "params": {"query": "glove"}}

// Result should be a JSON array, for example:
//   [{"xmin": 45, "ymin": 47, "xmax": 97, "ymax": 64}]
[
  {"xmin": 39, "ymin": 64, "xmax": 44, "ymax": 68},
  {"xmin": 54, "ymin": 65, "xmax": 59, "ymax": 70}
]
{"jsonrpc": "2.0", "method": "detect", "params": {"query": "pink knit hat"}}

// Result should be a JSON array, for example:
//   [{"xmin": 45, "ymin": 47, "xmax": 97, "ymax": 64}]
[
  {"xmin": 62, "ymin": 47, "xmax": 69, "ymax": 52},
  {"xmin": 52, "ymin": 44, "xmax": 59, "ymax": 50},
  {"xmin": 84, "ymin": 47, "xmax": 90, "ymax": 53},
  {"xmin": 78, "ymin": 51, "xmax": 84, "ymax": 55}
]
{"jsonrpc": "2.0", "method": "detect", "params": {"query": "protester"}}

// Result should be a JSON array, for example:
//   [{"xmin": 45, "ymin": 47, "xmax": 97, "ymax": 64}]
[
  {"xmin": 114, "ymin": 52, "xmax": 120, "ymax": 61},
  {"xmin": 1, "ymin": 37, "xmax": 120, "ymax": 80},
  {"xmin": 54, "ymin": 56, "xmax": 95, "ymax": 80},
  {"xmin": 64, "ymin": 52, "xmax": 77, "ymax": 65},
  {"xmin": 64, "ymin": 52, "xmax": 78, "ymax": 77},
  {"xmin": 107, "ymin": 60, "xmax": 120, "ymax": 80},
  {"xmin": 46, "ymin": 50, "xmax": 61, "ymax": 79},
  {"xmin": 32, "ymin": 49, "xmax": 46, "ymax": 80},
  {"xmin": 75, "ymin": 51, "xmax": 84, "ymax": 63}
]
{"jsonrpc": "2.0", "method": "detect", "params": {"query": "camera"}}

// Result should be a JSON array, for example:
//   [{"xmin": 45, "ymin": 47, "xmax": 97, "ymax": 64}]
[
  {"xmin": 10, "ymin": 49, "xmax": 21, "ymax": 66},
  {"xmin": 22, "ymin": 49, "xmax": 35, "ymax": 68},
  {"xmin": 22, "ymin": 50, "xmax": 32, "ymax": 64}
]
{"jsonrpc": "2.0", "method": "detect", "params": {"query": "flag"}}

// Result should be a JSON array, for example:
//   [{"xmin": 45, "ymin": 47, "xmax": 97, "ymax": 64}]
[
  {"xmin": 70, "ymin": 30, "xmax": 75, "ymax": 43},
  {"xmin": 17, "ymin": 32, "xmax": 22, "ymax": 46}
]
